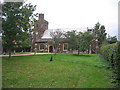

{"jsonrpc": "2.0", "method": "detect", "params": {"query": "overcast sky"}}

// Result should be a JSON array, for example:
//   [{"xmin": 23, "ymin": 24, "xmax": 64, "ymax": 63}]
[{"xmin": 21, "ymin": 0, "xmax": 120, "ymax": 38}]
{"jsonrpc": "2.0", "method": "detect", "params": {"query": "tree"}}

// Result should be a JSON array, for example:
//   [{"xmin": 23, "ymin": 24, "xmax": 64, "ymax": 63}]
[
  {"xmin": 93, "ymin": 22, "xmax": 107, "ymax": 48},
  {"xmin": 50, "ymin": 29, "xmax": 63, "ymax": 54},
  {"xmin": 76, "ymin": 32, "xmax": 84, "ymax": 55},
  {"xmin": 2, "ymin": 2, "xmax": 37, "ymax": 58},
  {"xmin": 64, "ymin": 30, "xmax": 94, "ymax": 55},
  {"xmin": 64, "ymin": 30, "xmax": 78, "ymax": 52},
  {"xmin": 77, "ymin": 32, "xmax": 94, "ymax": 55},
  {"xmin": 106, "ymin": 35, "xmax": 118, "ymax": 44}
]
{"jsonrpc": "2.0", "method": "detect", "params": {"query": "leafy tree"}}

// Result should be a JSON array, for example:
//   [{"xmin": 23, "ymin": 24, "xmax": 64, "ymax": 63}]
[
  {"xmin": 106, "ymin": 35, "xmax": 118, "ymax": 44},
  {"xmin": 2, "ymin": 2, "xmax": 37, "ymax": 58},
  {"xmin": 64, "ymin": 30, "xmax": 78, "ymax": 52},
  {"xmin": 93, "ymin": 22, "xmax": 107, "ymax": 48},
  {"xmin": 76, "ymin": 32, "xmax": 84, "ymax": 55},
  {"xmin": 50, "ymin": 30, "xmax": 63, "ymax": 54},
  {"xmin": 77, "ymin": 32, "xmax": 94, "ymax": 55},
  {"xmin": 64, "ymin": 30, "xmax": 94, "ymax": 55}
]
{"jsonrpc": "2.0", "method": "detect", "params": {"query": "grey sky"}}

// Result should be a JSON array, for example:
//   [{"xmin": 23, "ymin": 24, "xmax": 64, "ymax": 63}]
[{"xmin": 3, "ymin": 0, "xmax": 120, "ymax": 38}]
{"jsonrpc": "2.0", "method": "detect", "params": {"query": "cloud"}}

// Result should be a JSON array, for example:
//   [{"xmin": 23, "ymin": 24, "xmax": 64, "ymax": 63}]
[{"xmin": 26, "ymin": 0, "xmax": 119, "ymax": 38}]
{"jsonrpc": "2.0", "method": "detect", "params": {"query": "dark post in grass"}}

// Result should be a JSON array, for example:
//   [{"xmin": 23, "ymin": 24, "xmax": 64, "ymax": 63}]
[
  {"xmin": 50, "ymin": 54, "xmax": 52, "ymax": 61},
  {"xmin": 50, "ymin": 48, "xmax": 53, "ymax": 62}
]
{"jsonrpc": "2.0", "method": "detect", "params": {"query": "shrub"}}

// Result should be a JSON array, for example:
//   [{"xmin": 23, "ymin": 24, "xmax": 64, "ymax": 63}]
[{"xmin": 100, "ymin": 42, "xmax": 120, "ymax": 87}]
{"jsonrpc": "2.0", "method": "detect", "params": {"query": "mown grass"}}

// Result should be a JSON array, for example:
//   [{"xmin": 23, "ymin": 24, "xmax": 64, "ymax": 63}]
[
  {"xmin": 2, "ymin": 53, "xmax": 116, "ymax": 88},
  {"xmin": 14, "ymin": 52, "xmax": 33, "ymax": 54},
  {"xmin": 13, "ymin": 52, "xmax": 33, "ymax": 55},
  {"xmin": 3, "ymin": 52, "xmax": 33, "ymax": 55}
]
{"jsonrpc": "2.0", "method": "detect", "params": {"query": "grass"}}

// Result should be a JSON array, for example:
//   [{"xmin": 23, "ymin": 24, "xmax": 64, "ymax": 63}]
[
  {"xmin": 2, "ymin": 53, "xmax": 116, "ymax": 88},
  {"xmin": 13, "ymin": 52, "xmax": 33, "ymax": 54},
  {"xmin": 3, "ymin": 52, "xmax": 33, "ymax": 55}
]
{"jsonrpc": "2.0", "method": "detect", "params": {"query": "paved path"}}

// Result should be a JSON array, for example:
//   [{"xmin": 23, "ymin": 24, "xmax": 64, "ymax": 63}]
[{"xmin": 0, "ymin": 53, "xmax": 53, "ymax": 57}]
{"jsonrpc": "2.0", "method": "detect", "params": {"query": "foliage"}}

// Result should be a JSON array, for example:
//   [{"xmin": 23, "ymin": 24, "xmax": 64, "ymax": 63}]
[
  {"xmin": 2, "ymin": 2, "xmax": 37, "ymax": 58},
  {"xmin": 77, "ymin": 32, "xmax": 94, "ymax": 54},
  {"xmin": 93, "ymin": 22, "xmax": 107, "ymax": 48},
  {"xmin": 106, "ymin": 35, "xmax": 118, "ymax": 44},
  {"xmin": 100, "ymin": 42, "xmax": 120, "ymax": 87},
  {"xmin": 107, "ymin": 40, "xmax": 118, "ymax": 44},
  {"xmin": 2, "ymin": 54, "xmax": 116, "ymax": 88},
  {"xmin": 3, "ymin": 46, "xmax": 31, "ymax": 53},
  {"xmin": 64, "ymin": 30, "xmax": 78, "ymax": 51},
  {"xmin": 50, "ymin": 30, "xmax": 63, "ymax": 53},
  {"xmin": 64, "ymin": 31, "xmax": 94, "ymax": 55}
]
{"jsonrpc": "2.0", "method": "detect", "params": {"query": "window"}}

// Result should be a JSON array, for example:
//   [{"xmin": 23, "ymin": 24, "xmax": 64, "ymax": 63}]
[
  {"xmin": 40, "ymin": 44, "xmax": 44, "ymax": 49},
  {"xmin": 64, "ymin": 43, "xmax": 68, "ymax": 50}
]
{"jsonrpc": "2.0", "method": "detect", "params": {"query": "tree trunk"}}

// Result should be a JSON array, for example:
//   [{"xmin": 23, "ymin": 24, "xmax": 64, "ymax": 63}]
[
  {"xmin": 13, "ymin": 50, "xmax": 16, "ymax": 55},
  {"xmin": 88, "ymin": 49, "xmax": 89, "ymax": 54},
  {"xmin": 73, "ymin": 49, "xmax": 74, "ymax": 53},
  {"xmin": 78, "ymin": 50, "xmax": 79, "ymax": 55},
  {"xmin": 8, "ymin": 50, "xmax": 11, "ymax": 59},
  {"xmin": 54, "ymin": 48, "xmax": 56, "ymax": 55}
]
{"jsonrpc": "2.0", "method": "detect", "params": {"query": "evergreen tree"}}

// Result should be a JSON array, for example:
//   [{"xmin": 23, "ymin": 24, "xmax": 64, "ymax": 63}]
[{"xmin": 93, "ymin": 22, "xmax": 107, "ymax": 48}]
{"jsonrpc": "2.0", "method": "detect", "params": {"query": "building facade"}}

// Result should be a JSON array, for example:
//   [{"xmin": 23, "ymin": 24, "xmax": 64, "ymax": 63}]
[
  {"xmin": 32, "ymin": 14, "xmax": 48, "ymax": 52},
  {"xmin": 32, "ymin": 14, "xmax": 69, "ymax": 53},
  {"xmin": 32, "ymin": 14, "xmax": 98, "ymax": 53}
]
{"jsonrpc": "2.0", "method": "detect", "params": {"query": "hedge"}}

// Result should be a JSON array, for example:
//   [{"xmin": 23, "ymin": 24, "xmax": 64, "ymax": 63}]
[
  {"xmin": 100, "ymin": 41, "xmax": 120, "ymax": 87},
  {"xmin": 3, "ymin": 46, "xmax": 31, "ymax": 53}
]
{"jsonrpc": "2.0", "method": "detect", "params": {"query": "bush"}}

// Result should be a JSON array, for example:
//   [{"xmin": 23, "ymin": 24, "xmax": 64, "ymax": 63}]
[
  {"xmin": 3, "ymin": 46, "xmax": 31, "ymax": 53},
  {"xmin": 100, "ymin": 42, "xmax": 120, "ymax": 87}
]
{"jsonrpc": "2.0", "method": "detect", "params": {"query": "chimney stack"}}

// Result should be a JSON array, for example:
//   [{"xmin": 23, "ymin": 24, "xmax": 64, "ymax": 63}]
[{"xmin": 39, "ymin": 14, "xmax": 44, "ymax": 21}]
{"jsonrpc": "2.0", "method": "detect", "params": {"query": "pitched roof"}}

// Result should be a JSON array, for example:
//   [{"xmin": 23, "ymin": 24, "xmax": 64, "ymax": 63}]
[
  {"xmin": 35, "ymin": 38, "xmax": 51, "ymax": 43},
  {"xmin": 41, "ymin": 27, "xmax": 88, "ymax": 39}
]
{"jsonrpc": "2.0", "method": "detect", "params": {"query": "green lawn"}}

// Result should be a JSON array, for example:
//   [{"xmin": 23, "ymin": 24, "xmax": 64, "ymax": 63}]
[
  {"xmin": 3, "ymin": 52, "xmax": 33, "ymax": 55},
  {"xmin": 2, "ymin": 53, "xmax": 116, "ymax": 88},
  {"xmin": 12, "ymin": 52, "xmax": 33, "ymax": 55},
  {"xmin": 13, "ymin": 52, "xmax": 33, "ymax": 54}
]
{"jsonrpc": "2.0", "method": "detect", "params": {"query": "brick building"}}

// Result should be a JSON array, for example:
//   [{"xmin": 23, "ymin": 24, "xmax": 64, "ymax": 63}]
[
  {"xmin": 32, "ymin": 14, "xmax": 69, "ymax": 53},
  {"xmin": 32, "ymin": 14, "xmax": 98, "ymax": 53}
]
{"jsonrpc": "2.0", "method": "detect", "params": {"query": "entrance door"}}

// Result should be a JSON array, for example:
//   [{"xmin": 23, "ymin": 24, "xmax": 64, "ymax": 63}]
[{"xmin": 49, "ymin": 46, "xmax": 53, "ymax": 53}]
